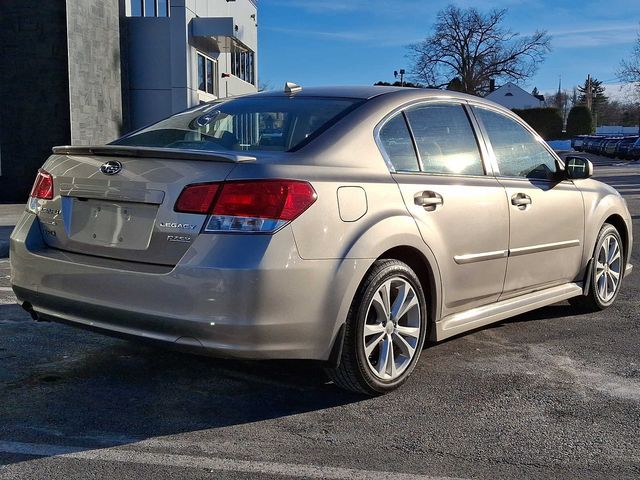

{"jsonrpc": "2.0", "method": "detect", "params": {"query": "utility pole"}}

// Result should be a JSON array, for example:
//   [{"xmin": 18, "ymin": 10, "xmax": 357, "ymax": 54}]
[{"xmin": 586, "ymin": 74, "xmax": 592, "ymax": 112}]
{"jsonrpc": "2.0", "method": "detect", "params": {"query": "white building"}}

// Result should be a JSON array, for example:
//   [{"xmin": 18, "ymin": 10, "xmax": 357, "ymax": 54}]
[
  {"xmin": 124, "ymin": 0, "xmax": 258, "ymax": 129},
  {"xmin": 485, "ymin": 82, "xmax": 544, "ymax": 110}
]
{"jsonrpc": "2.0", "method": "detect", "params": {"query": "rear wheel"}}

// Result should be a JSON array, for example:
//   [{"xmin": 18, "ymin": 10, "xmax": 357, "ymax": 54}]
[
  {"xmin": 570, "ymin": 223, "xmax": 624, "ymax": 312},
  {"xmin": 326, "ymin": 259, "xmax": 427, "ymax": 395}
]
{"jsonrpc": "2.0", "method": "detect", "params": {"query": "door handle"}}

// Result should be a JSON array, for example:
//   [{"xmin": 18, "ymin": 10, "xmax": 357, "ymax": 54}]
[
  {"xmin": 511, "ymin": 193, "xmax": 532, "ymax": 208},
  {"xmin": 414, "ymin": 191, "xmax": 443, "ymax": 211}
]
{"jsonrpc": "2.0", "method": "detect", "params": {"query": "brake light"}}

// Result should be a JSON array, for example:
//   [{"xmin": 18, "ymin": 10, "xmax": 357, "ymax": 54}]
[
  {"xmin": 30, "ymin": 169, "xmax": 54, "ymax": 200},
  {"xmin": 174, "ymin": 180, "xmax": 317, "ymax": 233},
  {"xmin": 174, "ymin": 183, "xmax": 220, "ymax": 214}
]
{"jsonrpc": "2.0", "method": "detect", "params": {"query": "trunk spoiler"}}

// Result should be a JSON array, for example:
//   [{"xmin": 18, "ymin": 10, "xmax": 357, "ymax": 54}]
[{"xmin": 52, "ymin": 145, "xmax": 256, "ymax": 163}]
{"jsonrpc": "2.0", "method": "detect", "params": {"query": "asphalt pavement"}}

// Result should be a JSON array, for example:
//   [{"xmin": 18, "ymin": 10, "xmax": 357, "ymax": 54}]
[{"xmin": 0, "ymin": 155, "xmax": 638, "ymax": 479}]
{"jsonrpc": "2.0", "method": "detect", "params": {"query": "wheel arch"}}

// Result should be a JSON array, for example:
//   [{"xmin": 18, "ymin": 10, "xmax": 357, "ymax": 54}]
[
  {"xmin": 378, "ymin": 246, "xmax": 440, "ymax": 339},
  {"xmin": 603, "ymin": 214, "xmax": 629, "ymax": 270}
]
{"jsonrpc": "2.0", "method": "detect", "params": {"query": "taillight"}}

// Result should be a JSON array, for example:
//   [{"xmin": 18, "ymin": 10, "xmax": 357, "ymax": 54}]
[
  {"xmin": 174, "ymin": 180, "xmax": 317, "ymax": 233},
  {"xmin": 30, "ymin": 169, "xmax": 54, "ymax": 200},
  {"xmin": 174, "ymin": 183, "xmax": 220, "ymax": 214}
]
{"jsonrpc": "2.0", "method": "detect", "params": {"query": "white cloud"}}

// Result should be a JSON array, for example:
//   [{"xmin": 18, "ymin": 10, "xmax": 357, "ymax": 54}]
[{"xmin": 551, "ymin": 23, "xmax": 639, "ymax": 48}]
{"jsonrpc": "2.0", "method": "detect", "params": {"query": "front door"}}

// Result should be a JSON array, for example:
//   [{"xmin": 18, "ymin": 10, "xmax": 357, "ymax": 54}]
[
  {"xmin": 378, "ymin": 102, "xmax": 509, "ymax": 317},
  {"xmin": 472, "ymin": 106, "xmax": 585, "ymax": 298}
]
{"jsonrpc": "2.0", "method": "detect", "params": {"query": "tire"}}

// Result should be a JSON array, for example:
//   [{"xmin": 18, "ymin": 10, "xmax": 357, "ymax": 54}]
[
  {"xmin": 326, "ymin": 259, "xmax": 428, "ymax": 395},
  {"xmin": 570, "ymin": 223, "xmax": 624, "ymax": 312}
]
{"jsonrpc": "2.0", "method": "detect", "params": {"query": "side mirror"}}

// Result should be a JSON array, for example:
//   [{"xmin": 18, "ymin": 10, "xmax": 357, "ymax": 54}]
[{"xmin": 564, "ymin": 156, "xmax": 593, "ymax": 180}]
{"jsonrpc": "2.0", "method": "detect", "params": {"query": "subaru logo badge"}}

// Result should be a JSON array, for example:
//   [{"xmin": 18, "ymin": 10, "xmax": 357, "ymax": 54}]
[{"xmin": 100, "ymin": 160, "xmax": 123, "ymax": 175}]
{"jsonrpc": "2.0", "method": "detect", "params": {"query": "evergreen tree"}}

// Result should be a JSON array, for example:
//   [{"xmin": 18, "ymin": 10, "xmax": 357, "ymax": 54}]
[{"xmin": 577, "ymin": 77, "xmax": 608, "ymax": 110}]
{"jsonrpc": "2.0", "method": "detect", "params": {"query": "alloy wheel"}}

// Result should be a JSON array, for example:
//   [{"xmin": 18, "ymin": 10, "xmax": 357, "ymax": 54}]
[
  {"xmin": 362, "ymin": 277, "xmax": 421, "ymax": 380},
  {"xmin": 595, "ymin": 234, "xmax": 622, "ymax": 303}
]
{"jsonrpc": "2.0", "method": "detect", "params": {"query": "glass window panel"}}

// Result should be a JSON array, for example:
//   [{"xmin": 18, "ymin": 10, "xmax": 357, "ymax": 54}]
[
  {"xmin": 157, "ymin": 0, "xmax": 168, "ymax": 17},
  {"xmin": 113, "ymin": 97, "xmax": 363, "ymax": 153},
  {"xmin": 197, "ymin": 54, "xmax": 205, "ymax": 92},
  {"xmin": 474, "ymin": 107, "xmax": 557, "ymax": 179},
  {"xmin": 379, "ymin": 114, "xmax": 420, "ymax": 172},
  {"xmin": 206, "ymin": 59, "xmax": 214, "ymax": 94},
  {"xmin": 405, "ymin": 104, "xmax": 484, "ymax": 176},
  {"xmin": 144, "ymin": 0, "xmax": 156, "ymax": 17},
  {"xmin": 130, "ymin": 0, "xmax": 143, "ymax": 16}
]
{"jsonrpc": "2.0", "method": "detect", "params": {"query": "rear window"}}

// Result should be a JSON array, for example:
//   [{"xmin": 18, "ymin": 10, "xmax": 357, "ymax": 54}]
[{"xmin": 112, "ymin": 97, "xmax": 363, "ymax": 152}]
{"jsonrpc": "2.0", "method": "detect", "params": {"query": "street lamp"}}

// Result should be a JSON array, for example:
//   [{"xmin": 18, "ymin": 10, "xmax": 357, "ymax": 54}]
[{"xmin": 393, "ymin": 69, "xmax": 405, "ymax": 87}]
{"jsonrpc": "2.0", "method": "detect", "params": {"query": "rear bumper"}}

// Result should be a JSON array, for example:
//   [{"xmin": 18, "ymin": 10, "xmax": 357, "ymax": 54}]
[{"xmin": 10, "ymin": 213, "xmax": 370, "ymax": 361}]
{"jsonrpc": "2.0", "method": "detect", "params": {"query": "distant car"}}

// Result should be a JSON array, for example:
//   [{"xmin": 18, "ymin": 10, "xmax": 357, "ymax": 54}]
[
  {"xmin": 603, "ymin": 138, "xmax": 623, "ymax": 157},
  {"xmin": 583, "ymin": 136, "xmax": 601, "ymax": 154},
  {"xmin": 10, "ymin": 85, "xmax": 634, "ymax": 395},
  {"xmin": 571, "ymin": 135, "xmax": 587, "ymax": 151},
  {"xmin": 593, "ymin": 137, "xmax": 609, "ymax": 155},
  {"xmin": 629, "ymin": 137, "xmax": 640, "ymax": 160},
  {"xmin": 616, "ymin": 136, "xmax": 640, "ymax": 160}
]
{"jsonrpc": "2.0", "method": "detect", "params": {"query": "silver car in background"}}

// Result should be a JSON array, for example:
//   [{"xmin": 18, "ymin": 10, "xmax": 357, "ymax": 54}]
[{"xmin": 10, "ymin": 85, "xmax": 633, "ymax": 394}]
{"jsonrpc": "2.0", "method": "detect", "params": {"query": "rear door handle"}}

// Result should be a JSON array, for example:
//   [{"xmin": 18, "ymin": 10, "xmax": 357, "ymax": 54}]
[
  {"xmin": 414, "ymin": 191, "xmax": 443, "ymax": 211},
  {"xmin": 511, "ymin": 193, "xmax": 532, "ymax": 208}
]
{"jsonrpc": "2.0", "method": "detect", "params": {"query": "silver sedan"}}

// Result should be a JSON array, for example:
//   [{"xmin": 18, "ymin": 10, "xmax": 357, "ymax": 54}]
[{"xmin": 11, "ymin": 85, "xmax": 633, "ymax": 394}]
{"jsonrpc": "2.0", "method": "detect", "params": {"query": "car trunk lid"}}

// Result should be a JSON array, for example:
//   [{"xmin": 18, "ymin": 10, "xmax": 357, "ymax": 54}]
[{"xmin": 32, "ymin": 148, "xmax": 250, "ymax": 265}]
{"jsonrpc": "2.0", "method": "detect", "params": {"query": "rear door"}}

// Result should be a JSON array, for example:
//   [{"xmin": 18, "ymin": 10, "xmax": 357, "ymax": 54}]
[
  {"xmin": 379, "ymin": 101, "xmax": 509, "ymax": 316},
  {"xmin": 472, "ymin": 106, "xmax": 584, "ymax": 298}
]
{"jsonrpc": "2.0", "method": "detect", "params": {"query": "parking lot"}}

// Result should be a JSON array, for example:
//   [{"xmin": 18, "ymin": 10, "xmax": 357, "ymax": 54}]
[{"xmin": 0, "ymin": 154, "xmax": 638, "ymax": 480}]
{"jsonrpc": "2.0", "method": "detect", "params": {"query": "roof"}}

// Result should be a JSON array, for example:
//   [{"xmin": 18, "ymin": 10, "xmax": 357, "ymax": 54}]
[
  {"xmin": 485, "ymin": 82, "xmax": 542, "ymax": 102},
  {"xmin": 240, "ymin": 84, "xmax": 483, "ymax": 102}
]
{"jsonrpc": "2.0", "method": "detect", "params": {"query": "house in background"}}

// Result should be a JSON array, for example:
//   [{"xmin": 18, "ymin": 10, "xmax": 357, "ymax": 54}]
[
  {"xmin": 0, "ymin": 0, "xmax": 258, "ymax": 202},
  {"xmin": 485, "ymin": 82, "xmax": 545, "ymax": 110}
]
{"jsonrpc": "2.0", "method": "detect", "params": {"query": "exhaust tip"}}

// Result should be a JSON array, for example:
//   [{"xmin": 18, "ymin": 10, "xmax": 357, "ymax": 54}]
[{"xmin": 21, "ymin": 302, "xmax": 44, "ymax": 322}]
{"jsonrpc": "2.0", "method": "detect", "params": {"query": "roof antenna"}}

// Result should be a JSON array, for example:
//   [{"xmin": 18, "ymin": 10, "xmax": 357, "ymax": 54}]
[{"xmin": 284, "ymin": 81, "xmax": 302, "ymax": 94}]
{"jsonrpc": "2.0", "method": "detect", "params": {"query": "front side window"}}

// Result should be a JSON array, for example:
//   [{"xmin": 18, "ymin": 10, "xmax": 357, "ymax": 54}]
[
  {"xmin": 378, "ymin": 114, "xmax": 420, "ymax": 172},
  {"xmin": 474, "ymin": 107, "xmax": 557, "ymax": 180},
  {"xmin": 405, "ymin": 104, "xmax": 484, "ymax": 176},
  {"xmin": 112, "ymin": 97, "xmax": 363, "ymax": 153}
]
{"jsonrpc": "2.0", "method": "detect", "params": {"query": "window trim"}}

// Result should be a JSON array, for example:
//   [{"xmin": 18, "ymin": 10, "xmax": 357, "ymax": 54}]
[
  {"xmin": 374, "ymin": 98, "xmax": 493, "ymax": 178},
  {"xmin": 129, "ymin": 0, "xmax": 169, "ymax": 17},
  {"xmin": 468, "ymin": 102, "xmax": 567, "ymax": 183},
  {"xmin": 196, "ymin": 51, "xmax": 218, "ymax": 96}
]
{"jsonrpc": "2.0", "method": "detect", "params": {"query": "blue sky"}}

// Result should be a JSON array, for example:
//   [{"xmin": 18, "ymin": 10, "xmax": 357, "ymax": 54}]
[{"xmin": 257, "ymin": 0, "xmax": 640, "ymax": 98}]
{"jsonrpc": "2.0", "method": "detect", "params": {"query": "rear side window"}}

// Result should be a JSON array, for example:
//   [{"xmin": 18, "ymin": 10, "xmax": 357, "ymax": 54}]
[
  {"xmin": 113, "ymin": 97, "xmax": 363, "ymax": 153},
  {"xmin": 474, "ymin": 107, "xmax": 557, "ymax": 180},
  {"xmin": 405, "ymin": 104, "xmax": 484, "ymax": 176},
  {"xmin": 378, "ymin": 114, "xmax": 420, "ymax": 172}
]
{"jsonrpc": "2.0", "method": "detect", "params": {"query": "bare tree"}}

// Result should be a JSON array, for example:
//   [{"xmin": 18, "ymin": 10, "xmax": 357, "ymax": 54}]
[
  {"xmin": 408, "ymin": 5, "xmax": 551, "ymax": 96},
  {"xmin": 618, "ymin": 29, "xmax": 640, "ymax": 90}
]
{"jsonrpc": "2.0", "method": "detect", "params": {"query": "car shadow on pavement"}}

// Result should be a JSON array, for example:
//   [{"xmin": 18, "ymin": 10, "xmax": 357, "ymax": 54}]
[{"xmin": 0, "ymin": 305, "xmax": 363, "ymax": 465}]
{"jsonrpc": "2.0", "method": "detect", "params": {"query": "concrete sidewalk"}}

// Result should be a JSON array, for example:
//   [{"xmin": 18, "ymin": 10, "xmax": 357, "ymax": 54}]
[{"xmin": 0, "ymin": 204, "xmax": 25, "ymax": 257}]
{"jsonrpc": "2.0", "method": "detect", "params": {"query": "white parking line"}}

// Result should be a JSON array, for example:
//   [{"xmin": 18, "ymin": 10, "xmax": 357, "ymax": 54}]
[{"xmin": 0, "ymin": 440, "xmax": 467, "ymax": 480}]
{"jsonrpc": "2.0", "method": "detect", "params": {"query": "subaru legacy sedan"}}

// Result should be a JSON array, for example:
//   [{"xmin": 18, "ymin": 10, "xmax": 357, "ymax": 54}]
[{"xmin": 11, "ymin": 85, "xmax": 633, "ymax": 394}]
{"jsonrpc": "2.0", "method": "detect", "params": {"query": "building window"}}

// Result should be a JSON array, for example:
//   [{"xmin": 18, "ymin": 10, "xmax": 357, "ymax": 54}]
[
  {"xmin": 231, "ymin": 44, "xmax": 255, "ymax": 85},
  {"xmin": 197, "ymin": 52, "xmax": 218, "ymax": 96},
  {"xmin": 129, "ymin": 0, "xmax": 169, "ymax": 17}
]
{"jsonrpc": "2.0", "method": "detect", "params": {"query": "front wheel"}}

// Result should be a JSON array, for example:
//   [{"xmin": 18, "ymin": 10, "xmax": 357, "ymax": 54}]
[
  {"xmin": 570, "ymin": 223, "xmax": 624, "ymax": 312},
  {"xmin": 326, "ymin": 259, "xmax": 428, "ymax": 395}
]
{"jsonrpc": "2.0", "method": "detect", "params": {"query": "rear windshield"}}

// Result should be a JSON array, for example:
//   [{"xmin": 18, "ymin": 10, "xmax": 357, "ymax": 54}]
[{"xmin": 112, "ymin": 96, "xmax": 363, "ymax": 152}]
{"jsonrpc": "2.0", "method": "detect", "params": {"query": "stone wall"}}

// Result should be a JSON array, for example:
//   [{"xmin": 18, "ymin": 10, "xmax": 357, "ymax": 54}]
[{"xmin": 66, "ymin": 0, "xmax": 123, "ymax": 145}]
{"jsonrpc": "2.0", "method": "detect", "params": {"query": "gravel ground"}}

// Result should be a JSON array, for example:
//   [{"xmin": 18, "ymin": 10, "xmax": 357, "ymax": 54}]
[{"xmin": 0, "ymin": 154, "xmax": 638, "ymax": 480}]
